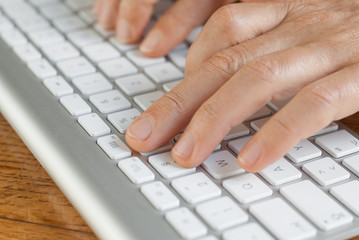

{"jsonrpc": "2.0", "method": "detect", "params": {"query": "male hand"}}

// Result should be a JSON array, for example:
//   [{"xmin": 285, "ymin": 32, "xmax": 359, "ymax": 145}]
[{"xmin": 126, "ymin": 0, "xmax": 359, "ymax": 172}]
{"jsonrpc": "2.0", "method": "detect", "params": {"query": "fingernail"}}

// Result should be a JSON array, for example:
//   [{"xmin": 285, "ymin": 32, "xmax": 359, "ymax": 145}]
[
  {"xmin": 127, "ymin": 117, "xmax": 153, "ymax": 141},
  {"xmin": 238, "ymin": 142, "xmax": 261, "ymax": 167},
  {"xmin": 173, "ymin": 132, "xmax": 194, "ymax": 160},
  {"xmin": 117, "ymin": 20, "xmax": 132, "ymax": 43},
  {"xmin": 99, "ymin": 4, "xmax": 113, "ymax": 26},
  {"xmin": 140, "ymin": 30, "xmax": 161, "ymax": 53}
]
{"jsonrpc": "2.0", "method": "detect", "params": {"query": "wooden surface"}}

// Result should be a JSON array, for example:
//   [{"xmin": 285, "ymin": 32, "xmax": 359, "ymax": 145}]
[{"xmin": 1, "ymin": 112, "xmax": 359, "ymax": 240}]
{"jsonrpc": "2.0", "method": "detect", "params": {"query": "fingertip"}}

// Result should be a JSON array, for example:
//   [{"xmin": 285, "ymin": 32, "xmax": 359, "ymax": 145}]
[{"xmin": 139, "ymin": 29, "xmax": 163, "ymax": 56}]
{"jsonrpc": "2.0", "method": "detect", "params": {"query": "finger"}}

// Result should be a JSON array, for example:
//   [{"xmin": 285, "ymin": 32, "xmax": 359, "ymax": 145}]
[
  {"xmin": 116, "ymin": 0, "xmax": 159, "ymax": 44},
  {"xmin": 93, "ymin": 0, "xmax": 101, "ymax": 14},
  {"xmin": 239, "ymin": 63, "xmax": 359, "ymax": 172},
  {"xmin": 171, "ymin": 42, "xmax": 354, "ymax": 168},
  {"xmin": 139, "ymin": 0, "xmax": 230, "ymax": 57},
  {"xmin": 186, "ymin": 2, "xmax": 289, "ymax": 74},
  {"xmin": 96, "ymin": 0, "xmax": 120, "ymax": 29}
]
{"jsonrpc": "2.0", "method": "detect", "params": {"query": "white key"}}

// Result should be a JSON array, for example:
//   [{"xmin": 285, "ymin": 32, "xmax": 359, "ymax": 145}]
[
  {"xmin": 186, "ymin": 26, "xmax": 202, "ymax": 43},
  {"xmin": 39, "ymin": 3, "xmax": 72, "ymax": 20},
  {"xmin": 223, "ymin": 222, "xmax": 274, "ymax": 240},
  {"xmin": 126, "ymin": 50, "xmax": 165, "ymax": 68},
  {"xmin": 302, "ymin": 157, "xmax": 350, "ymax": 186},
  {"xmin": 29, "ymin": 28, "xmax": 65, "ymax": 47},
  {"xmin": 43, "ymin": 76, "xmax": 73, "ymax": 97},
  {"xmin": 134, "ymin": 91, "xmax": 164, "ymax": 111},
  {"xmin": 196, "ymin": 196, "xmax": 248, "ymax": 231},
  {"xmin": 259, "ymin": 158, "xmax": 302, "ymax": 186},
  {"xmin": 197, "ymin": 236, "xmax": 218, "ymax": 240},
  {"xmin": 0, "ymin": 0, "xmax": 25, "ymax": 7},
  {"xmin": 224, "ymin": 124, "xmax": 250, "ymax": 141},
  {"xmin": 141, "ymin": 181, "xmax": 179, "ymax": 211},
  {"xmin": 202, "ymin": 150, "xmax": 244, "ymax": 179},
  {"xmin": 57, "ymin": 57, "xmax": 96, "ymax": 79},
  {"xmin": 110, "ymin": 37, "xmax": 138, "ymax": 52},
  {"xmin": 65, "ymin": 0, "xmax": 94, "ymax": 11},
  {"xmin": 286, "ymin": 139, "xmax": 322, "ymax": 163},
  {"xmin": 83, "ymin": 42, "xmax": 120, "ymax": 63},
  {"xmin": 42, "ymin": 41, "xmax": 79, "ymax": 62},
  {"xmin": 246, "ymin": 106, "xmax": 272, "ymax": 121},
  {"xmin": 140, "ymin": 141, "xmax": 174, "ymax": 157},
  {"xmin": 148, "ymin": 151, "xmax": 196, "ymax": 179},
  {"xmin": 228, "ymin": 136, "xmax": 252, "ymax": 155},
  {"xmin": 0, "ymin": 14, "xmax": 14, "ymax": 33},
  {"xmin": 166, "ymin": 207, "xmax": 207, "ymax": 240},
  {"xmin": 53, "ymin": 15, "xmax": 86, "ymax": 33},
  {"xmin": 118, "ymin": 157, "xmax": 154, "ymax": 184},
  {"xmin": 94, "ymin": 24, "xmax": 115, "ymax": 38},
  {"xmin": 168, "ymin": 48, "xmax": 188, "ymax": 70},
  {"xmin": 97, "ymin": 134, "xmax": 131, "ymax": 160},
  {"xmin": 280, "ymin": 180, "xmax": 353, "ymax": 231},
  {"xmin": 98, "ymin": 57, "xmax": 138, "ymax": 79},
  {"xmin": 89, "ymin": 90, "xmax": 131, "ymax": 114},
  {"xmin": 29, "ymin": 0, "xmax": 58, "ymax": 7},
  {"xmin": 343, "ymin": 154, "xmax": 359, "ymax": 177},
  {"xmin": 330, "ymin": 180, "xmax": 359, "ymax": 216},
  {"xmin": 144, "ymin": 62, "xmax": 184, "ymax": 84},
  {"xmin": 163, "ymin": 80, "xmax": 181, "ymax": 93},
  {"xmin": 315, "ymin": 130, "xmax": 359, "ymax": 158},
  {"xmin": 116, "ymin": 73, "xmax": 156, "ymax": 96},
  {"xmin": 13, "ymin": 43, "xmax": 41, "ymax": 62},
  {"xmin": 78, "ymin": 113, "xmax": 110, "ymax": 137},
  {"xmin": 250, "ymin": 198, "xmax": 317, "ymax": 240},
  {"xmin": 3, "ymin": 4, "xmax": 38, "ymax": 20},
  {"xmin": 72, "ymin": 73, "xmax": 112, "ymax": 95},
  {"xmin": 107, "ymin": 108, "xmax": 141, "ymax": 134},
  {"xmin": 28, "ymin": 59, "xmax": 57, "ymax": 79},
  {"xmin": 172, "ymin": 172, "xmax": 221, "ymax": 204},
  {"xmin": 250, "ymin": 117, "xmax": 269, "ymax": 131},
  {"xmin": 15, "ymin": 15, "xmax": 49, "ymax": 33},
  {"xmin": 60, "ymin": 93, "xmax": 91, "ymax": 116},
  {"xmin": 67, "ymin": 28, "xmax": 103, "ymax": 48},
  {"xmin": 311, "ymin": 122, "xmax": 338, "ymax": 137},
  {"xmin": 1, "ymin": 29, "xmax": 27, "ymax": 46},
  {"xmin": 223, "ymin": 173, "xmax": 272, "ymax": 204},
  {"xmin": 78, "ymin": 9, "xmax": 97, "ymax": 25},
  {"xmin": 267, "ymin": 98, "xmax": 291, "ymax": 111}
]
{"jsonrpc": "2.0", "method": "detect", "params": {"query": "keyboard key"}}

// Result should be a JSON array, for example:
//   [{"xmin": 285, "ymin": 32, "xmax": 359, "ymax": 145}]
[
  {"xmin": 15, "ymin": 15, "xmax": 49, "ymax": 33},
  {"xmin": 250, "ymin": 117, "xmax": 269, "ymax": 131},
  {"xmin": 249, "ymin": 198, "xmax": 317, "ymax": 240},
  {"xmin": 89, "ymin": 90, "xmax": 131, "ymax": 114},
  {"xmin": 29, "ymin": 0, "xmax": 59, "ymax": 6},
  {"xmin": 196, "ymin": 196, "xmax": 248, "ymax": 231},
  {"xmin": 98, "ymin": 57, "xmax": 138, "ymax": 79},
  {"xmin": 224, "ymin": 124, "xmax": 250, "ymax": 141},
  {"xmin": 139, "ymin": 141, "xmax": 174, "ymax": 157},
  {"xmin": 228, "ymin": 136, "xmax": 252, "ymax": 155},
  {"xmin": 223, "ymin": 222, "xmax": 274, "ymax": 240},
  {"xmin": 116, "ymin": 73, "xmax": 156, "ymax": 96},
  {"xmin": 39, "ymin": 3, "xmax": 72, "ymax": 20},
  {"xmin": 165, "ymin": 207, "xmax": 207, "ymax": 240},
  {"xmin": 94, "ymin": 24, "xmax": 115, "ymax": 38},
  {"xmin": 110, "ymin": 37, "xmax": 138, "ymax": 52},
  {"xmin": 315, "ymin": 130, "xmax": 359, "ymax": 158},
  {"xmin": 134, "ymin": 90, "xmax": 164, "ymax": 111},
  {"xmin": 73, "ymin": 73, "xmax": 112, "ymax": 95},
  {"xmin": 202, "ymin": 150, "xmax": 244, "ymax": 179},
  {"xmin": 259, "ymin": 158, "xmax": 302, "ymax": 186},
  {"xmin": 223, "ymin": 173, "xmax": 272, "ymax": 204},
  {"xmin": 107, "ymin": 108, "xmax": 141, "ymax": 134},
  {"xmin": 43, "ymin": 76, "xmax": 73, "ymax": 97},
  {"xmin": 126, "ymin": 49, "xmax": 165, "ymax": 68},
  {"xmin": 148, "ymin": 151, "xmax": 196, "ymax": 179},
  {"xmin": 3, "ymin": 3, "xmax": 38, "ymax": 20},
  {"xmin": 97, "ymin": 134, "xmax": 131, "ymax": 160},
  {"xmin": 163, "ymin": 80, "xmax": 181, "ymax": 92},
  {"xmin": 42, "ymin": 41, "xmax": 80, "ymax": 62},
  {"xmin": 65, "ymin": 0, "xmax": 94, "ymax": 11},
  {"xmin": 280, "ymin": 180, "xmax": 353, "ymax": 231},
  {"xmin": 1, "ymin": 29, "xmax": 27, "ymax": 46},
  {"xmin": 286, "ymin": 139, "xmax": 322, "ymax": 163},
  {"xmin": 246, "ymin": 106, "xmax": 272, "ymax": 121},
  {"xmin": 0, "ymin": 14, "xmax": 14, "ymax": 33},
  {"xmin": 186, "ymin": 26, "xmax": 202, "ymax": 44},
  {"xmin": 28, "ymin": 59, "xmax": 57, "ymax": 79},
  {"xmin": 144, "ymin": 62, "xmax": 184, "ymax": 84},
  {"xmin": 118, "ymin": 157, "xmax": 154, "ymax": 184},
  {"xmin": 342, "ymin": 154, "xmax": 359, "ymax": 177},
  {"xmin": 67, "ymin": 28, "xmax": 103, "ymax": 48},
  {"xmin": 311, "ymin": 122, "xmax": 338, "ymax": 137},
  {"xmin": 13, "ymin": 43, "xmax": 42, "ymax": 62},
  {"xmin": 53, "ymin": 15, "xmax": 87, "ymax": 33},
  {"xmin": 330, "ymin": 180, "xmax": 359, "ymax": 216},
  {"xmin": 172, "ymin": 172, "xmax": 221, "ymax": 204},
  {"xmin": 57, "ymin": 57, "xmax": 96, "ymax": 79},
  {"xmin": 29, "ymin": 28, "xmax": 65, "ymax": 48},
  {"xmin": 141, "ymin": 181, "xmax": 179, "ymax": 211},
  {"xmin": 60, "ymin": 93, "xmax": 91, "ymax": 116},
  {"xmin": 197, "ymin": 236, "xmax": 218, "ymax": 240},
  {"xmin": 78, "ymin": 113, "xmax": 110, "ymax": 137},
  {"xmin": 267, "ymin": 98, "xmax": 291, "ymax": 111},
  {"xmin": 78, "ymin": 9, "xmax": 97, "ymax": 25},
  {"xmin": 168, "ymin": 48, "xmax": 187, "ymax": 70},
  {"xmin": 82, "ymin": 42, "xmax": 120, "ymax": 63},
  {"xmin": 302, "ymin": 157, "xmax": 350, "ymax": 186}
]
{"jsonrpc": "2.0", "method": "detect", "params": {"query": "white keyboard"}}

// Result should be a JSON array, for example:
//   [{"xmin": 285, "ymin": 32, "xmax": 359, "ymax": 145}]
[{"xmin": 1, "ymin": 0, "xmax": 359, "ymax": 240}]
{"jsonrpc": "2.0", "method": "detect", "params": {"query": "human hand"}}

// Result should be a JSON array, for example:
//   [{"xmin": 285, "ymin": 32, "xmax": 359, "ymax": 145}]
[
  {"xmin": 125, "ymin": 0, "xmax": 359, "ymax": 172},
  {"xmin": 93, "ymin": 0, "xmax": 233, "ymax": 57}
]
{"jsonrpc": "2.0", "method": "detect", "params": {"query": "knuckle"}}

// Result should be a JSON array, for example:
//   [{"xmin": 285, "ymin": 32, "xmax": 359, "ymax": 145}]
[
  {"xmin": 158, "ymin": 89, "xmax": 189, "ymax": 116},
  {"xmin": 197, "ymin": 101, "xmax": 221, "ymax": 124},
  {"xmin": 271, "ymin": 117, "xmax": 296, "ymax": 136},
  {"xmin": 209, "ymin": 5, "xmax": 238, "ymax": 30},
  {"xmin": 304, "ymin": 83, "xmax": 338, "ymax": 110},
  {"xmin": 245, "ymin": 58, "xmax": 280, "ymax": 85}
]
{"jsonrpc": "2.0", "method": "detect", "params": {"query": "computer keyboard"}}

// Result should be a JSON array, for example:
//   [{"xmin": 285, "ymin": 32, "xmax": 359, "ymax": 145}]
[{"xmin": 0, "ymin": 0, "xmax": 359, "ymax": 240}]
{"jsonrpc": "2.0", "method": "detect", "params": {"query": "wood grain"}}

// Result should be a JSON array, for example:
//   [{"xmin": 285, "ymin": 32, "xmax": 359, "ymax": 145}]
[{"xmin": 0, "ymin": 112, "xmax": 359, "ymax": 240}]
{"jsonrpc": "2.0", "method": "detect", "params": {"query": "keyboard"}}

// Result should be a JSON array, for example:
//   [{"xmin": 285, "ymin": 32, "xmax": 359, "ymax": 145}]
[{"xmin": 0, "ymin": 0, "xmax": 359, "ymax": 239}]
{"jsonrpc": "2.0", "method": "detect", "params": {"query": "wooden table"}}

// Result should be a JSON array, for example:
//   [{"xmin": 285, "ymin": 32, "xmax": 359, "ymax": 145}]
[{"xmin": 1, "ymin": 113, "xmax": 359, "ymax": 240}]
